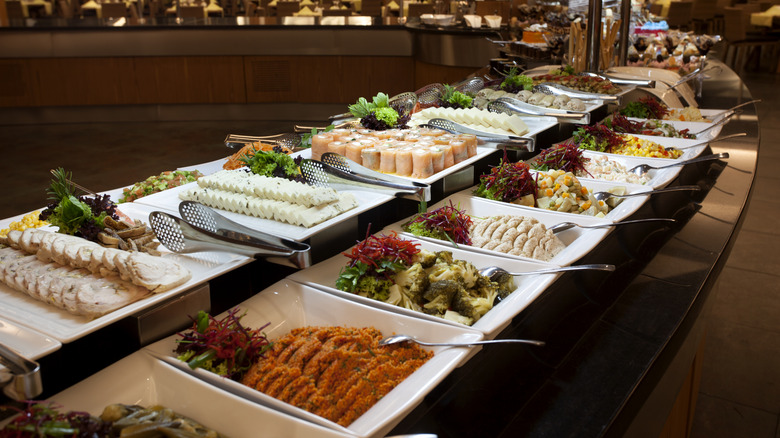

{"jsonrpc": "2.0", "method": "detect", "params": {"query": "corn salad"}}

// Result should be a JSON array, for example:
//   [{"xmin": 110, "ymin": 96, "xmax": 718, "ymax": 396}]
[
  {"xmin": 612, "ymin": 136, "xmax": 683, "ymax": 159},
  {"xmin": 0, "ymin": 211, "xmax": 48, "ymax": 238}
]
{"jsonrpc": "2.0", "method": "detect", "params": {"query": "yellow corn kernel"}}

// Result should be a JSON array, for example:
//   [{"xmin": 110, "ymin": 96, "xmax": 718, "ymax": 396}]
[
  {"xmin": 545, "ymin": 188, "xmax": 554, "ymax": 197},
  {"xmin": 581, "ymin": 200, "xmax": 592, "ymax": 210},
  {"xmin": 561, "ymin": 192, "xmax": 569, "ymax": 198}
]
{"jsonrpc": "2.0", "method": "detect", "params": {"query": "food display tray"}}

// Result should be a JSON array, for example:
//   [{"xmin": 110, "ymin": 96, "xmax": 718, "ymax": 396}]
[
  {"xmin": 129, "ymin": 180, "xmax": 395, "ymax": 243},
  {"xmin": 287, "ymin": 237, "xmax": 559, "ymax": 339},
  {"xmin": 51, "ymin": 350, "xmax": 351, "ymax": 438},
  {"xmin": 382, "ymin": 192, "xmax": 612, "ymax": 267},
  {"xmin": 0, "ymin": 202, "xmax": 253, "ymax": 343},
  {"xmin": 573, "ymin": 150, "xmax": 683, "ymax": 189},
  {"xmin": 458, "ymin": 178, "xmax": 652, "ymax": 224},
  {"xmin": 144, "ymin": 279, "xmax": 481, "ymax": 438}
]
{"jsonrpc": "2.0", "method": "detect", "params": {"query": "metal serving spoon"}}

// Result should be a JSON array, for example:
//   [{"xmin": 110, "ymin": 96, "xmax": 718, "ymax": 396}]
[
  {"xmin": 591, "ymin": 185, "xmax": 701, "ymax": 203},
  {"xmin": 628, "ymin": 152, "xmax": 729, "ymax": 176},
  {"xmin": 379, "ymin": 334, "xmax": 545, "ymax": 347},
  {"xmin": 478, "ymin": 263, "xmax": 615, "ymax": 282},
  {"xmin": 547, "ymin": 218, "xmax": 677, "ymax": 234},
  {"xmin": 664, "ymin": 132, "xmax": 746, "ymax": 151}
]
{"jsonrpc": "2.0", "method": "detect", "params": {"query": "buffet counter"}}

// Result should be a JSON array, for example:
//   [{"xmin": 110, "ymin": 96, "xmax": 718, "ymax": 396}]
[{"xmin": 0, "ymin": 60, "xmax": 758, "ymax": 438}]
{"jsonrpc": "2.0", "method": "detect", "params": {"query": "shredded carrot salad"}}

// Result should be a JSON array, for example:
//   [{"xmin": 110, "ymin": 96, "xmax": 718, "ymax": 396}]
[{"xmin": 240, "ymin": 326, "xmax": 432, "ymax": 427}]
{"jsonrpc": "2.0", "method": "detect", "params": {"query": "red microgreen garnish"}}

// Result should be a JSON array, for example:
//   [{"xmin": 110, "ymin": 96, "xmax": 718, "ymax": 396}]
[
  {"xmin": 572, "ymin": 124, "xmax": 625, "ymax": 153},
  {"xmin": 401, "ymin": 201, "xmax": 473, "ymax": 246},
  {"xmin": 174, "ymin": 308, "xmax": 271, "ymax": 380},
  {"xmin": 531, "ymin": 143, "xmax": 592, "ymax": 177},
  {"xmin": 474, "ymin": 154, "xmax": 538, "ymax": 204},
  {"xmin": 343, "ymin": 229, "xmax": 421, "ymax": 271},
  {"xmin": 638, "ymin": 96, "xmax": 670, "ymax": 119}
]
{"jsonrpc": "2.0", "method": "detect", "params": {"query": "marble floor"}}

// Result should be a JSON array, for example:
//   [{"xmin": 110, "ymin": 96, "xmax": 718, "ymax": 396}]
[
  {"xmin": 0, "ymin": 72, "xmax": 778, "ymax": 438},
  {"xmin": 690, "ymin": 71, "xmax": 780, "ymax": 438}
]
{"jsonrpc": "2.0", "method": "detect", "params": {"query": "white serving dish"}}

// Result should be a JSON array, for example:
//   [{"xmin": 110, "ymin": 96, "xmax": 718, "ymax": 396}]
[
  {"xmin": 383, "ymin": 192, "xmax": 611, "ymax": 267},
  {"xmin": 130, "ymin": 178, "xmax": 395, "ymax": 242},
  {"xmin": 606, "ymin": 66, "xmax": 697, "ymax": 107},
  {"xmin": 484, "ymin": 14, "xmax": 501, "ymax": 28},
  {"xmin": 0, "ymin": 202, "xmax": 252, "ymax": 343},
  {"xmin": 622, "ymin": 116, "xmax": 723, "ymax": 142},
  {"xmin": 460, "ymin": 177, "xmax": 652, "ymax": 224},
  {"xmin": 0, "ymin": 316, "xmax": 61, "ymax": 361},
  {"xmin": 574, "ymin": 150, "xmax": 682, "ymax": 189},
  {"xmin": 463, "ymin": 14, "xmax": 482, "ymax": 28},
  {"xmin": 51, "ymin": 351, "xmax": 351, "ymax": 438},
  {"xmin": 629, "ymin": 133, "xmax": 708, "ymax": 159},
  {"xmin": 287, "ymin": 237, "xmax": 559, "ymax": 338},
  {"xmin": 145, "ymin": 280, "xmax": 481, "ymax": 438}
]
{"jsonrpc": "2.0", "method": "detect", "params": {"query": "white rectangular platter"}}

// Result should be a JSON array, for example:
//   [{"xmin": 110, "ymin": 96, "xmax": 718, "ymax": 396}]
[
  {"xmin": 144, "ymin": 279, "xmax": 481, "ymax": 438},
  {"xmin": 459, "ymin": 178, "xmax": 652, "ymax": 224},
  {"xmin": 130, "ymin": 180, "xmax": 394, "ymax": 242},
  {"xmin": 51, "ymin": 351, "xmax": 352, "ymax": 438},
  {"xmin": 0, "ymin": 316, "xmax": 61, "ymax": 362},
  {"xmin": 287, "ymin": 236, "xmax": 559, "ymax": 338},
  {"xmin": 0, "ymin": 202, "xmax": 253, "ymax": 343},
  {"xmin": 382, "ymin": 192, "xmax": 611, "ymax": 267}
]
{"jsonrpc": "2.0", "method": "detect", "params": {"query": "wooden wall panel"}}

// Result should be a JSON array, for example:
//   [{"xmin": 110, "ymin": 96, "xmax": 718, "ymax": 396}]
[
  {"xmin": 246, "ymin": 55, "xmax": 414, "ymax": 105},
  {"xmin": 414, "ymin": 60, "xmax": 476, "ymax": 90},
  {"xmin": 33, "ymin": 58, "xmax": 138, "ymax": 106},
  {"xmin": 0, "ymin": 59, "xmax": 34, "ymax": 107}
]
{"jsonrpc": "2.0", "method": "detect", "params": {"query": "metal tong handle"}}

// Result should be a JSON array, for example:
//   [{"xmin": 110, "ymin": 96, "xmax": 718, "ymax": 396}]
[
  {"xmin": 422, "ymin": 119, "xmax": 535, "ymax": 152},
  {"xmin": 670, "ymin": 132, "xmax": 747, "ymax": 150},
  {"xmin": 148, "ymin": 211, "xmax": 311, "ymax": 269},
  {"xmin": 581, "ymin": 71, "xmax": 655, "ymax": 88},
  {"xmin": 492, "ymin": 97, "xmax": 588, "ymax": 120},
  {"xmin": 301, "ymin": 159, "xmax": 430, "ymax": 201},
  {"xmin": 534, "ymin": 83, "xmax": 620, "ymax": 103},
  {"xmin": 178, "ymin": 201, "xmax": 309, "ymax": 253},
  {"xmin": 0, "ymin": 342, "xmax": 43, "ymax": 401},
  {"xmin": 321, "ymin": 152, "xmax": 430, "ymax": 188}
]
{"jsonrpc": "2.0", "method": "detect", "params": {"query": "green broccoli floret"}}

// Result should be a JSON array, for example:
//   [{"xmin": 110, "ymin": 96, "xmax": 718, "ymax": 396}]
[
  {"xmin": 354, "ymin": 275, "xmax": 394, "ymax": 301},
  {"xmin": 387, "ymin": 284, "xmax": 423, "ymax": 311},
  {"xmin": 394, "ymin": 263, "xmax": 429, "ymax": 304},
  {"xmin": 412, "ymin": 249, "xmax": 438, "ymax": 268},
  {"xmin": 421, "ymin": 280, "xmax": 461, "ymax": 316},
  {"xmin": 451, "ymin": 286, "xmax": 496, "ymax": 322}
]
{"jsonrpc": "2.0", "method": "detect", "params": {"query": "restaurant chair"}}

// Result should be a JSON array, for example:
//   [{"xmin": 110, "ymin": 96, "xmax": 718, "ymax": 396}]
[
  {"xmin": 128, "ymin": 2, "xmax": 139, "ymax": 17},
  {"xmin": 691, "ymin": 0, "xmax": 718, "ymax": 32},
  {"xmin": 722, "ymin": 6, "xmax": 780, "ymax": 73},
  {"xmin": 179, "ymin": 4, "xmax": 204, "ymax": 17},
  {"xmin": 666, "ymin": 0, "xmax": 694, "ymax": 30},
  {"xmin": 407, "ymin": 2, "xmax": 432, "ymax": 17},
  {"xmin": 275, "ymin": 0, "xmax": 299, "ymax": 15},
  {"xmin": 101, "ymin": 2, "xmax": 128, "ymax": 17},
  {"xmin": 5, "ymin": 0, "xmax": 26, "ymax": 19}
]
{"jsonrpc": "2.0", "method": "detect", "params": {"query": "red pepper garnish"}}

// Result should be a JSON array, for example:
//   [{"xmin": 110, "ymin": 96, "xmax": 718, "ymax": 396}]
[{"xmin": 403, "ymin": 201, "xmax": 473, "ymax": 245}]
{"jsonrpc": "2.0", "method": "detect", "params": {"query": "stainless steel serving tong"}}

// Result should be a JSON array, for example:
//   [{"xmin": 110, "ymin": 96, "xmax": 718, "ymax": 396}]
[
  {"xmin": 488, "ymin": 97, "xmax": 590, "ymax": 123},
  {"xmin": 223, "ymin": 132, "xmax": 302, "ymax": 150},
  {"xmin": 328, "ymin": 91, "xmax": 418, "ymax": 125},
  {"xmin": 300, "ymin": 153, "xmax": 431, "ymax": 201},
  {"xmin": 0, "ymin": 342, "xmax": 43, "ymax": 400},
  {"xmin": 421, "ymin": 119, "xmax": 535, "ymax": 152},
  {"xmin": 533, "ymin": 83, "xmax": 621, "ymax": 104},
  {"xmin": 580, "ymin": 71, "xmax": 655, "ymax": 88},
  {"xmin": 149, "ymin": 202, "xmax": 311, "ymax": 269}
]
